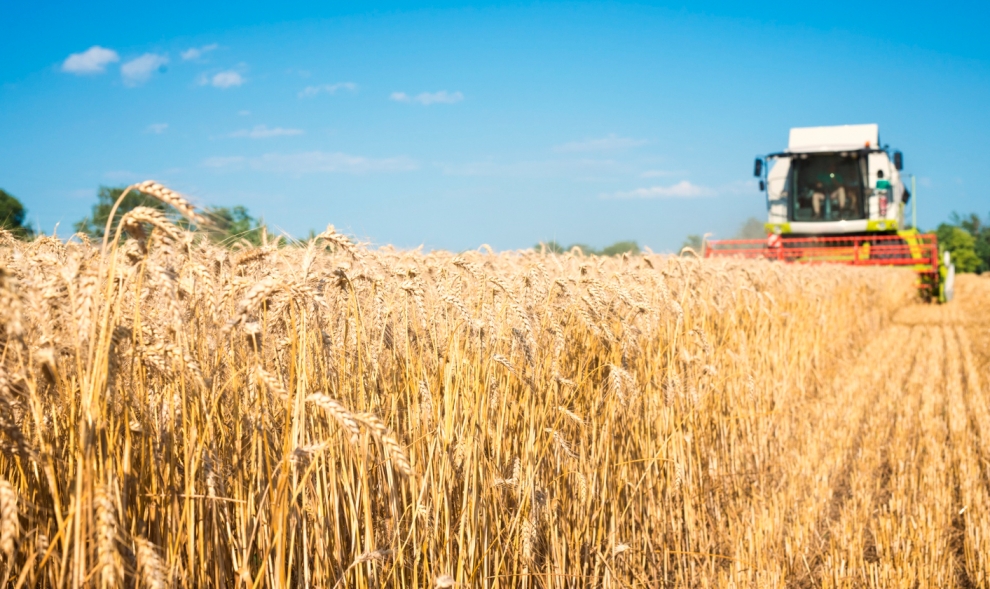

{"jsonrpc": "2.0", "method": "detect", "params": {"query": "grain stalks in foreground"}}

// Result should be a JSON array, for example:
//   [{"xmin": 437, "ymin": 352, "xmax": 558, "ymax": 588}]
[{"xmin": 0, "ymin": 215, "xmax": 988, "ymax": 588}]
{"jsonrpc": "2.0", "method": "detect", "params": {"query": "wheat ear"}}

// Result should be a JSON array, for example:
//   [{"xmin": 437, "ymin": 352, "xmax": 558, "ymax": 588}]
[
  {"xmin": 0, "ymin": 479, "xmax": 18, "ymax": 557},
  {"xmin": 135, "ymin": 180, "xmax": 209, "ymax": 227},
  {"xmin": 134, "ymin": 536, "xmax": 167, "ymax": 589}
]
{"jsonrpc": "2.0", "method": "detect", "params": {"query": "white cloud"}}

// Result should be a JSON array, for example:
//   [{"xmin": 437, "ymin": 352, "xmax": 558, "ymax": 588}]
[
  {"xmin": 181, "ymin": 43, "xmax": 218, "ymax": 61},
  {"xmin": 390, "ymin": 90, "xmax": 464, "ymax": 105},
  {"xmin": 603, "ymin": 181, "xmax": 714, "ymax": 199},
  {"xmin": 203, "ymin": 151, "xmax": 418, "ymax": 174},
  {"xmin": 639, "ymin": 169, "xmax": 681, "ymax": 178},
  {"xmin": 146, "ymin": 123, "xmax": 168, "ymax": 134},
  {"xmin": 554, "ymin": 134, "xmax": 648, "ymax": 153},
  {"xmin": 121, "ymin": 53, "xmax": 169, "ymax": 86},
  {"xmin": 204, "ymin": 70, "xmax": 244, "ymax": 88},
  {"xmin": 238, "ymin": 110, "xmax": 251, "ymax": 116},
  {"xmin": 298, "ymin": 82, "xmax": 357, "ymax": 98},
  {"xmin": 61, "ymin": 46, "xmax": 119, "ymax": 74},
  {"xmin": 718, "ymin": 179, "xmax": 760, "ymax": 195},
  {"xmin": 229, "ymin": 124, "xmax": 304, "ymax": 139},
  {"xmin": 438, "ymin": 158, "xmax": 626, "ymax": 178},
  {"xmin": 203, "ymin": 156, "xmax": 246, "ymax": 168}
]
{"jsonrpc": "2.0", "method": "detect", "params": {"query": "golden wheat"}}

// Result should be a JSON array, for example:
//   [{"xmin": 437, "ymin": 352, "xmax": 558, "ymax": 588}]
[{"xmin": 0, "ymin": 201, "xmax": 988, "ymax": 587}]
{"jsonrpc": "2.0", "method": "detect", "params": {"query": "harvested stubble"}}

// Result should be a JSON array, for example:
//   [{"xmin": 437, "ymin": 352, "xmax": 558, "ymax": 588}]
[{"xmin": 0, "ymin": 213, "xmax": 988, "ymax": 588}]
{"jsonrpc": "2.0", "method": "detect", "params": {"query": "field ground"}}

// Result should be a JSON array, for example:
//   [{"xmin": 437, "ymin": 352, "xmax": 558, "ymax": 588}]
[
  {"xmin": 725, "ymin": 274, "xmax": 990, "ymax": 587},
  {"xmin": 0, "ymin": 224, "xmax": 989, "ymax": 588}
]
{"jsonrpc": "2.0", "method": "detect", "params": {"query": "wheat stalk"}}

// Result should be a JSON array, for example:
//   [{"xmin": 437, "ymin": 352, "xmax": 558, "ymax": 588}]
[
  {"xmin": 0, "ymin": 479, "xmax": 18, "ymax": 557},
  {"xmin": 1, "ymin": 219, "xmax": 966, "ymax": 587}
]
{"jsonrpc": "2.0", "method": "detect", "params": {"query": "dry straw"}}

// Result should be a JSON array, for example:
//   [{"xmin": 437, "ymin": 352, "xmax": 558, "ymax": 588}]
[{"xmin": 2, "ymin": 195, "xmax": 983, "ymax": 587}]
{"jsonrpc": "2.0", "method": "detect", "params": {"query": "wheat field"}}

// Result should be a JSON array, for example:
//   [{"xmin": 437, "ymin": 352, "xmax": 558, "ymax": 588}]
[{"xmin": 0, "ymin": 198, "xmax": 989, "ymax": 588}]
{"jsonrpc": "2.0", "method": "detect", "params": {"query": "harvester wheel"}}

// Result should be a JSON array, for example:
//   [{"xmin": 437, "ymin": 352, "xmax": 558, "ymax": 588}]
[{"xmin": 918, "ymin": 272, "xmax": 940, "ymax": 303}]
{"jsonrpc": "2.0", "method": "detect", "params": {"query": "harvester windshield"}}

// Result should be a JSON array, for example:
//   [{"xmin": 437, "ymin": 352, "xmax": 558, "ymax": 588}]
[{"xmin": 788, "ymin": 153, "xmax": 866, "ymax": 222}]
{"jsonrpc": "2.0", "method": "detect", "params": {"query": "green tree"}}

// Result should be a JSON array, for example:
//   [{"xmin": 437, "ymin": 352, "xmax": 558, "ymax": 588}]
[
  {"xmin": 75, "ymin": 186, "xmax": 267, "ymax": 247},
  {"xmin": 567, "ymin": 243, "xmax": 597, "ymax": 255},
  {"xmin": 599, "ymin": 240, "xmax": 640, "ymax": 256},
  {"xmin": 0, "ymin": 189, "xmax": 34, "ymax": 239},
  {"xmin": 735, "ymin": 217, "xmax": 767, "ymax": 239},
  {"xmin": 532, "ymin": 240, "xmax": 640, "ymax": 256},
  {"xmin": 681, "ymin": 234, "xmax": 703, "ymax": 253},
  {"xmin": 204, "ymin": 205, "xmax": 266, "ymax": 246},
  {"xmin": 952, "ymin": 212, "xmax": 983, "ymax": 235},
  {"xmin": 976, "ymin": 227, "xmax": 990, "ymax": 273},
  {"xmin": 534, "ymin": 240, "xmax": 567, "ymax": 254},
  {"xmin": 935, "ymin": 223, "xmax": 981, "ymax": 273},
  {"xmin": 950, "ymin": 212, "xmax": 990, "ymax": 273},
  {"xmin": 74, "ymin": 186, "xmax": 167, "ymax": 239}
]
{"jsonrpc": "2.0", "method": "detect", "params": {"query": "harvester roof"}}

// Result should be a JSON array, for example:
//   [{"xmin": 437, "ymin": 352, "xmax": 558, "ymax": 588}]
[{"xmin": 787, "ymin": 124, "xmax": 879, "ymax": 153}]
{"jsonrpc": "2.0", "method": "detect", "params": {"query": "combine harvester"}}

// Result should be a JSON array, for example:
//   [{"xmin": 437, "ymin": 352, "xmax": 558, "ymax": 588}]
[{"xmin": 705, "ymin": 124, "xmax": 954, "ymax": 302}]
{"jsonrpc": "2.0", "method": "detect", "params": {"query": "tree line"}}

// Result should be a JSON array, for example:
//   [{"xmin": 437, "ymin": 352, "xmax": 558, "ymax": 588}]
[
  {"xmin": 2, "ymin": 187, "xmax": 988, "ymax": 271},
  {"xmin": 533, "ymin": 240, "xmax": 640, "ymax": 256},
  {"xmin": 935, "ymin": 213, "xmax": 990, "ymax": 274},
  {"xmin": 1, "ymin": 185, "xmax": 266, "ymax": 246}
]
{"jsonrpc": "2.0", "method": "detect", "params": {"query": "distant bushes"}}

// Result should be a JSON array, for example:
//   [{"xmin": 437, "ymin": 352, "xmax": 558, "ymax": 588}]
[
  {"xmin": 0, "ymin": 189, "xmax": 33, "ymax": 239},
  {"xmin": 935, "ymin": 212, "xmax": 990, "ymax": 273},
  {"xmin": 534, "ymin": 240, "xmax": 640, "ymax": 256}
]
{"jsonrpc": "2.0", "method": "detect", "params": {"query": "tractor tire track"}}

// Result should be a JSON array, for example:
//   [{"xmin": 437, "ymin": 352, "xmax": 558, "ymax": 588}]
[
  {"xmin": 941, "ymin": 325, "xmax": 976, "ymax": 588},
  {"xmin": 717, "ymin": 275, "xmax": 990, "ymax": 589},
  {"xmin": 952, "ymin": 324, "xmax": 990, "ymax": 583},
  {"xmin": 730, "ymin": 320, "xmax": 908, "ymax": 586},
  {"xmin": 955, "ymin": 325, "xmax": 990, "ymax": 498},
  {"xmin": 813, "ymin": 323, "xmax": 923, "ymax": 587}
]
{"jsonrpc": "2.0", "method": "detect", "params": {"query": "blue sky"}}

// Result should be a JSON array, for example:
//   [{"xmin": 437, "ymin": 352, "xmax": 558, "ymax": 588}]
[{"xmin": 1, "ymin": 1, "xmax": 988, "ymax": 251}]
